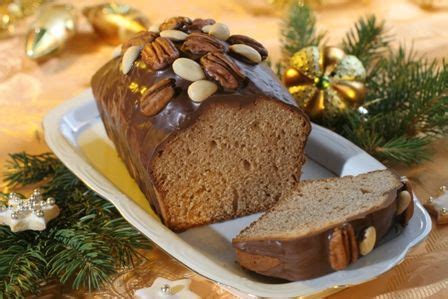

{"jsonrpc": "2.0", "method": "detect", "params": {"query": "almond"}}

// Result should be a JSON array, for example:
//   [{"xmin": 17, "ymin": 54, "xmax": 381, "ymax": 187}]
[
  {"xmin": 172, "ymin": 58, "xmax": 205, "ymax": 81},
  {"xmin": 188, "ymin": 80, "xmax": 218, "ymax": 102}
]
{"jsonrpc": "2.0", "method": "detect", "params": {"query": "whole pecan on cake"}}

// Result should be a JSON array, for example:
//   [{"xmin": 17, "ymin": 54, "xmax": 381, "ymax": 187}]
[
  {"xmin": 200, "ymin": 52, "xmax": 246, "ymax": 91},
  {"xmin": 328, "ymin": 223, "xmax": 359, "ymax": 270},
  {"xmin": 122, "ymin": 31, "xmax": 158, "ymax": 52},
  {"xmin": 188, "ymin": 18, "xmax": 216, "ymax": 31},
  {"xmin": 140, "ymin": 78, "xmax": 176, "ymax": 116},
  {"xmin": 141, "ymin": 37, "xmax": 179, "ymax": 70},
  {"xmin": 159, "ymin": 16, "xmax": 192, "ymax": 32},
  {"xmin": 227, "ymin": 35, "xmax": 268, "ymax": 60},
  {"xmin": 181, "ymin": 32, "xmax": 227, "ymax": 59}
]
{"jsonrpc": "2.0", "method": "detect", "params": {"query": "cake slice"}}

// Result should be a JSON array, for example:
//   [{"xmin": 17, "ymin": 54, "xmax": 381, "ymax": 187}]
[{"xmin": 232, "ymin": 170, "xmax": 414, "ymax": 281}]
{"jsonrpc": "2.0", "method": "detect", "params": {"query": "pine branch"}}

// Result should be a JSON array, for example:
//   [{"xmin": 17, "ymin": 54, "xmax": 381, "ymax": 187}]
[
  {"xmin": 0, "ymin": 228, "xmax": 46, "ymax": 298},
  {"xmin": 46, "ymin": 228, "xmax": 115, "ymax": 291},
  {"xmin": 342, "ymin": 15, "xmax": 391, "ymax": 67},
  {"xmin": 0, "ymin": 153, "xmax": 153, "ymax": 297},
  {"xmin": 280, "ymin": 3, "xmax": 326, "ymax": 58},
  {"xmin": 374, "ymin": 136, "xmax": 432, "ymax": 164},
  {"xmin": 323, "ymin": 110, "xmax": 434, "ymax": 165},
  {"xmin": 319, "ymin": 44, "xmax": 447, "ymax": 164},
  {"xmin": 94, "ymin": 218, "xmax": 150, "ymax": 268},
  {"xmin": 366, "ymin": 47, "xmax": 448, "ymax": 138},
  {"xmin": 3, "ymin": 152, "xmax": 59, "ymax": 187}
]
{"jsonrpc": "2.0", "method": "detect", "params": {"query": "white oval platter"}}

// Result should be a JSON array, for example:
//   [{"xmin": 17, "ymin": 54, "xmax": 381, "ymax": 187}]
[{"xmin": 43, "ymin": 89, "xmax": 431, "ymax": 298}]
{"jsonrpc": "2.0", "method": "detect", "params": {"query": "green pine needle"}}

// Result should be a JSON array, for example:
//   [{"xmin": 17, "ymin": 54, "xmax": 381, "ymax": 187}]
[
  {"xmin": 4, "ymin": 152, "xmax": 59, "ymax": 187},
  {"xmin": 374, "ymin": 136, "xmax": 432, "ymax": 164},
  {"xmin": 0, "ymin": 228, "xmax": 46, "ymax": 299},
  {"xmin": 0, "ymin": 153, "xmax": 152, "ymax": 298},
  {"xmin": 47, "ymin": 228, "xmax": 115, "ymax": 290},
  {"xmin": 366, "ymin": 47, "xmax": 448, "ymax": 138},
  {"xmin": 280, "ymin": 3, "xmax": 326, "ymax": 57},
  {"xmin": 342, "ymin": 15, "xmax": 391, "ymax": 67}
]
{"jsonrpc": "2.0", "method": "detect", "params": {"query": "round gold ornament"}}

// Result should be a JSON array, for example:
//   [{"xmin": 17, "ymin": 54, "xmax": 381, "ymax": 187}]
[
  {"xmin": 284, "ymin": 46, "xmax": 366, "ymax": 120},
  {"xmin": 83, "ymin": 3, "xmax": 150, "ymax": 45}
]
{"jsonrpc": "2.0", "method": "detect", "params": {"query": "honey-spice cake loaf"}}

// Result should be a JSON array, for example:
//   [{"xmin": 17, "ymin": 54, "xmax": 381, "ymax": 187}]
[
  {"xmin": 91, "ymin": 17, "xmax": 311, "ymax": 231},
  {"xmin": 232, "ymin": 170, "xmax": 414, "ymax": 280}
]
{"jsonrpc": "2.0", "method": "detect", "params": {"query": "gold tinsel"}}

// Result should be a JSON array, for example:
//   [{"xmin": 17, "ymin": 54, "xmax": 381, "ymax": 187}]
[{"xmin": 284, "ymin": 46, "xmax": 366, "ymax": 120}]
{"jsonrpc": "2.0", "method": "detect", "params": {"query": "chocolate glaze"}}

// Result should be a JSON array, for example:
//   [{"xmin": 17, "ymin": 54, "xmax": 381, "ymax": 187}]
[
  {"xmin": 233, "ymin": 180, "xmax": 414, "ymax": 281},
  {"xmin": 91, "ymin": 51, "xmax": 304, "ymax": 224}
]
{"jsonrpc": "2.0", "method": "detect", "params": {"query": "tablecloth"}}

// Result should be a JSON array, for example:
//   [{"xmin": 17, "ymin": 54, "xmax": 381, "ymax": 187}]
[{"xmin": 0, "ymin": 0, "xmax": 447, "ymax": 297}]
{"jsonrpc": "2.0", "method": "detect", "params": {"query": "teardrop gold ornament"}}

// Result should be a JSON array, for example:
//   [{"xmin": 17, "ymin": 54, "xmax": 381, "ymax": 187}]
[
  {"xmin": 284, "ymin": 46, "xmax": 367, "ymax": 120},
  {"xmin": 25, "ymin": 3, "xmax": 77, "ymax": 60},
  {"xmin": 83, "ymin": 3, "xmax": 150, "ymax": 45}
]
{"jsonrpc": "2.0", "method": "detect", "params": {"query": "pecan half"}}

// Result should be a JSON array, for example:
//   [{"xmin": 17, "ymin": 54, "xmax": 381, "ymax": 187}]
[
  {"xmin": 141, "ymin": 37, "xmax": 179, "ymax": 70},
  {"xmin": 181, "ymin": 32, "xmax": 227, "ymax": 59},
  {"xmin": 200, "ymin": 52, "xmax": 246, "ymax": 91},
  {"xmin": 140, "ymin": 78, "xmax": 176, "ymax": 116},
  {"xmin": 159, "ymin": 16, "xmax": 192, "ymax": 32},
  {"xmin": 122, "ymin": 31, "xmax": 158, "ymax": 52},
  {"xmin": 188, "ymin": 18, "xmax": 216, "ymax": 31},
  {"xmin": 227, "ymin": 35, "xmax": 268, "ymax": 60},
  {"xmin": 328, "ymin": 223, "xmax": 359, "ymax": 270}
]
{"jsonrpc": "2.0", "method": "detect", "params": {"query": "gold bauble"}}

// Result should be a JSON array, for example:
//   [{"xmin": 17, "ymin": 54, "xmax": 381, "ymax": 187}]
[
  {"xmin": 1, "ymin": 0, "xmax": 47, "ymax": 38},
  {"xmin": 284, "ymin": 46, "xmax": 366, "ymax": 120},
  {"xmin": 83, "ymin": 3, "xmax": 150, "ymax": 45},
  {"xmin": 25, "ymin": 3, "xmax": 77, "ymax": 60}
]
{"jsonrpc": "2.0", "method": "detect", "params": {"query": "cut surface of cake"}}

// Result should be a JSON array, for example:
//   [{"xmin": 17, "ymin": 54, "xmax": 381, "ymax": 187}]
[
  {"xmin": 91, "ymin": 16, "xmax": 311, "ymax": 231},
  {"xmin": 233, "ymin": 170, "xmax": 414, "ymax": 281}
]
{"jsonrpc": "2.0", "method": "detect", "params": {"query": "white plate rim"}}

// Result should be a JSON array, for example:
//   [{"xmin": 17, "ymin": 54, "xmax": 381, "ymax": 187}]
[{"xmin": 43, "ymin": 89, "xmax": 432, "ymax": 298}]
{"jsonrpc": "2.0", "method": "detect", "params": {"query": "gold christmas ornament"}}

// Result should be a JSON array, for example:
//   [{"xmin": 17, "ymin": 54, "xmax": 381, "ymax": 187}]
[
  {"xmin": 83, "ymin": 3, "xmax": 150, "ymax": 45},
  {"xmin": 413, "ymin": 0, "xmax": 448, "ymax": 10},
  {"xmin": 284, "ymin": 46, "xmax": 366, "ymax": 120},
  {"xmin": 0, "ymin": 0, "xmax": 46, "ymax": 38},
  {"xmin": 25, "ymin": 3, "xmax": 77, "ymax": 60}
]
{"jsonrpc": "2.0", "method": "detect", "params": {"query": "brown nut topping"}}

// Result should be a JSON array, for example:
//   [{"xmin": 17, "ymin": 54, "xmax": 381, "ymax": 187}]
[
  {"xmin": 181, "ymin": 32, "xmax": 227, "ymax": 58},
  {"xmin": 141, "ymin": 37, "xmax": 179, "ymax": 70},
  {"xmin": 227, "ymin": 35, "xmax": 268, "ymax": 60},
  {"xmin": 159, "ymin": 16, "xmax": 192, "ymax": 32},
  {"xmin": 400, "ymin": 197, "xmax": 414, "ymax": 226},
  {"xmin": 200, "ymin": 52, "xmax": 246, "ymax": 91},
  {"xmin": 398, "ymin": 176, "xmax": 414, "ymax": 226},
  {"xmin": 122, "ymin": 31, "xmax": 158, "ymax": 52},
  {"xmin": 189, "ymin": 18, "xmax": 216, "ymax": 31},
  {"xmin": 140, "ymin": 78, "xmax": 176, "ymax": 116},
  {"xmin": 328, "ymin": 223, "xmax": 359, "ymax": 270}
]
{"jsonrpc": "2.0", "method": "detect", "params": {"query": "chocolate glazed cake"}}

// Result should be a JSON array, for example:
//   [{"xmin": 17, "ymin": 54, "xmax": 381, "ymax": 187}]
[
  {"xmin": 91, "ymin": 17, "xmax": 311, "ymax": 231},
  {"xmin": 232, "ymin": 170, "xmax": 414, "ymax": 281}
]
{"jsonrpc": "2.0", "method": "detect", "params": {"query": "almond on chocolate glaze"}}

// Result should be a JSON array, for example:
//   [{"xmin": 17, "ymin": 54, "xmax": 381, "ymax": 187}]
[
  {"xmin": 122, "ymin": 31, "xmax": 158, "ymax": 52},
  {"xmin": 227, "ymin": 34, "xmax": 268, "ymax": 60},
  {"xmin": 141, "ymin": 37, "xmax": 179, "ymax": 70},
  {"xmin": 200, "ymin": 52, "xmax": 246, "ymax": 91},
  {"xmin": 159, "ymin": 16, "xmax": 192, "ymax": 32},
  {"xmin": 328, "ymin": 223, "xmax": 359, "ymax": 270},
  {"xmin": 181, "ymin": 32, "xmax": 227, "ymax": 58},
  {"xmin": 140, "ymin": 78, "xmax": 176, "ymax": 116}
]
